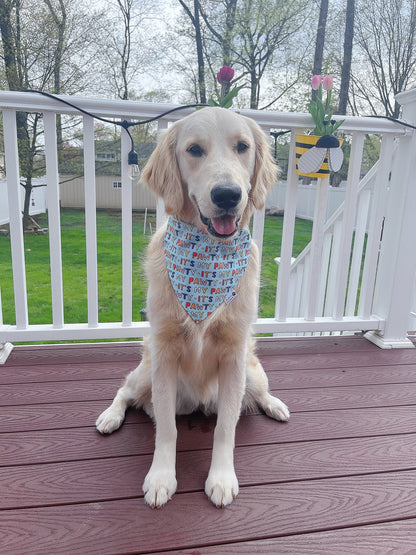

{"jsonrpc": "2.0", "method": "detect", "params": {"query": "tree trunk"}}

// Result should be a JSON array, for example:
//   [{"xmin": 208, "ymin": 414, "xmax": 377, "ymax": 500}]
[
  {"xmin": 250, "ymin": 70, "xmax": 258, "ymax": 109},
  {"xmin": 22, "ymin": 180, "xmax": 32, "ymax": 230},
  {"xmin": 311, "ymin": 0, "xmax": 329, "ymax": 100},
  {"xmin": 338, "ymin": 0, "xmax": 354, "ymax": 115},
  {"xmin": 194, "ymin": 0, "xmax": 206, "ymax": 104},
  {"xmin": 178, "ymin": 0, "xmax": 206, "ymax": 104},
  {"xmin": 222, "ymin": 0, "xmax": 237, "ymax": 98},
  {"xmin": 223, "ymin": 0, "xmax": 237, "ymax": 66},
  {"xmin": 119, "ymin": 0, "xmax": 131, "ymax": 99}
]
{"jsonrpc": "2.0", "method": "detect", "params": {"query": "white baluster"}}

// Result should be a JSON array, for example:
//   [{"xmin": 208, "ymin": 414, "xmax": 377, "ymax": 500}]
[{"xmin": 83, "ymin": 115, "xmax": 99, "ymax": 328}]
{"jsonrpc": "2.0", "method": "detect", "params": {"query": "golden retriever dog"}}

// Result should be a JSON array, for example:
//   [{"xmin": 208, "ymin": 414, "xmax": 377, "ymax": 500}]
[{"xmin": 96, "ymin": 107, "xmax": 290, "ymax": 508}]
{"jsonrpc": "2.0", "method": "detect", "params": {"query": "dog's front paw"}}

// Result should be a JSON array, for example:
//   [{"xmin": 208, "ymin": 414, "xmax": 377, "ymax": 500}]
[
  {"xmin": 143, "ymin": 469, "xmax": 177, "ymax": 508},
  {"xmin": 95, "ymin": 406, "xmax": 125, "ymax": 434},
  {"xmin": 205, "ymin": 470, "xmax": 239, "ymax": 508},
  {"xmin": 263, "ymin": 394, "xmax": 290, "ymax": 422}
]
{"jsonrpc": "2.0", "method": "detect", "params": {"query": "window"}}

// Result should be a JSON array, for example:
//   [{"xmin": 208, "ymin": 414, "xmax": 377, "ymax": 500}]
[
  {"xmin": 112, "ymin": 181, "xmax": 122, "ymax": 189},
  {"xmin": 96, "ymin": 152, "xmax": 117, "ymax": 161}
]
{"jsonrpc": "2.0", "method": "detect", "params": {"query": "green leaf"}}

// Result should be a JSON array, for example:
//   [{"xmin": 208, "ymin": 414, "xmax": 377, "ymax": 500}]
[
  {"xmin": 326, "ymin": 109, "xmax": 335, "ymax": 121},
  {"xmin": 325, "ymin": 90, "xmax": 332, "ymax": 112},
  {"xmin": 308, "ymin": 101, "xmax": 318, "ymax": 123},
  {"xmin": 317, "ymin": 84, "xmax": 322, "ymax": 104},
  {"xmin": 332, "ymin": 119, "xmax": 344, "ymax": 132},
  {"xmin": 219, "ymin": 85, "xmax": 244, "ymax": 107},
  {"xmin": 316, "ymin": 101, "xmax": 325, "ymax": 123}
]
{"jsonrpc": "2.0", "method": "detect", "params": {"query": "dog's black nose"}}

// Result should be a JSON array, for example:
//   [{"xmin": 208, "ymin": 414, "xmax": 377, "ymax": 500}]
[{"xmin": 211, "ymin": 185, "xmax": 242, "ymax": 209}]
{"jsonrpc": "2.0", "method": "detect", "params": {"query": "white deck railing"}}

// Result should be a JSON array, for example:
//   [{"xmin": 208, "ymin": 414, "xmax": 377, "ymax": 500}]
[
  {"xmin": 1, "ymin": 89, "xmax": 416, "ymax": 359},
  {"xmin": 278, "ymin": 142, "xmax": 394, "ymax": 330}
]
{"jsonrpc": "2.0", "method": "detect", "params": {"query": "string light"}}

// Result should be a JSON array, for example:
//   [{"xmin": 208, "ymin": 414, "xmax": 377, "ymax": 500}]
[
  {"xmin": 24, "ymin": 90, "xmax": 209, "ymax": 174},
  {"xmin": 21, "ymin": 90, "xmax": 416, "ymax": 178}
]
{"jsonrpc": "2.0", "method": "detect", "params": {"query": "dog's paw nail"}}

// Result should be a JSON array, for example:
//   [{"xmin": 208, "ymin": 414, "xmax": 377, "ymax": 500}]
[
  {"xmin": 205, "ymin": 472, "xmax": 239, "ymax": 507},
  {"xmin": 143, "ymin": 471, "xmax": 177, "ymax": 508}
]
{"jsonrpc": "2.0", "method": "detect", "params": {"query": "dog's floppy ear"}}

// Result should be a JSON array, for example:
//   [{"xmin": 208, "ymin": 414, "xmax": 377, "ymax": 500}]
[
  {"xmin": 246, "ymin": 118, "xmax": 279, "ymax": 210},
  {"xmin": 140, "ymin": 123, "xmax": 184, "ymax": 214}
]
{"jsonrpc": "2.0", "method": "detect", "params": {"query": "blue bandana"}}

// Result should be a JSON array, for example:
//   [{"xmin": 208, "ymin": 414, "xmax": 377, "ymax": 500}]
[{"xmin": 164, "ymin": 216, "xmax": 251, "ymax": 323}]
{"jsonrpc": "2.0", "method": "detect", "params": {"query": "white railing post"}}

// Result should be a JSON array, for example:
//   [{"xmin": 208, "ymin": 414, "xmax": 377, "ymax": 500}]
[
  {"xmin": 358, "ymin": 136, "xmax": 395, "ymax": 319},
  {"xmin": 44, "ymin": 112, "xmax": 65, "ymax": 329},
  {"xmin": 275, "ymin": 128, "xmax": 302, "ymax": 321},
  {"xmin": 332, "ymin": 132, "xmax": 365, "ymax": 319},
  {"xmin": 3, "ymin": 109, "xmax": 28, "ymax": 330},
  {"xmin": 365, "ymin": 89, "xmax": 416, "ymax": 348},
  {"xmin": 305, "ymin": 177, "xmax": 330, "ymax": 320},
  {"xmin": 83, "ymin": 115, "xmax": 99, "ymax": 328},
  {"xmin": 121, "ymin": 125, "xmax": 133, "ymax": 327}
]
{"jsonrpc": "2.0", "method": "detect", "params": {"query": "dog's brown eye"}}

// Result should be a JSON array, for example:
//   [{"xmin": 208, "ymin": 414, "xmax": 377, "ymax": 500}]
[
  {"xmin": 237, "ymin": 142, "xmax": 249, "ymax": 154},
  {"xmin": 187, "ymin": 144, "xmax": 204, "ymax": 157}
]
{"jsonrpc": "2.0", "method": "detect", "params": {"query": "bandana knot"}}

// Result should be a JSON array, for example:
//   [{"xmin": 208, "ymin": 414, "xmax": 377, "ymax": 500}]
[{"xmin": 164, "ymin": 216, "xmax": 251, "ymax": 323}]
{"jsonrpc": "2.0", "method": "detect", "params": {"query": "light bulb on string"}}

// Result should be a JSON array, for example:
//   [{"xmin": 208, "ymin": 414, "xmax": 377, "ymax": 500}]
[
  {"xmin": 130, "ymin": 163, "xmax": 140, "ymax": 182},
  {"xmin": 128, "ymin": 149, "xmax": 140, "ymax": 182}
]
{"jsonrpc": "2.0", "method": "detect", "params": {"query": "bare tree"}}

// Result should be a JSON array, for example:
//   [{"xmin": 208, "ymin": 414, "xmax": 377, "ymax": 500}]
[
  {"xmin": 93, "ymin": 0, "xmax": 156, "ymax": 100},
  {"xmin": 176, "ymin": 0, "xmax": 240, "ymax": 102},
  {"xmin": 41, "ymin": 0, "xmax": 67, "ymax": 164},
  {"xmin": 176, "ymin": 0, "xmax": 309, "ymax": 109},
  {"xmin": 0, "ymin": 0, "xmax": 98, "ymax": 228},
  {"xmin": 115, "ymin": 0, "xmax": 132, "ymax": 100},
  {"xmin": 42, "ymin": 0, "xmax": 67, "ymax": 95},
  {"xmin": 198, "ymin": 0, "xmax": 238, "ymax": 96},
  {"xmin": 178, "ymin": 0, "xmax": 206, "ymax": 103},
  {"xmin": 353, "ymin": 0, "xmax": 416, "ymax": 117},
  {"xmin": 235, "ymin": 0, "xmax": 308, "ymax": 109},
  {"xmin": 0, "ymin": 0, "xmax": 39, "ymax": 228}
]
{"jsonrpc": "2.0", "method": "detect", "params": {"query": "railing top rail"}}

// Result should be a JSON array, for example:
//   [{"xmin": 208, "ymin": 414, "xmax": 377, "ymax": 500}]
[
  {"xmin": 240, "ymin": 108, "xmax": 410, "ymax": 135},
  {"xmin": 0, "ymin": 91, "xmax": 410, "ymax": 135},
  {"xmin": 0, "ymin": 91, "xmax": 199, "ymax": 121}
]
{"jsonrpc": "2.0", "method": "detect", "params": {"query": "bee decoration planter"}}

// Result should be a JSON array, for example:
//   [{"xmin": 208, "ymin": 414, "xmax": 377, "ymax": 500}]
[{"xmin": 295, "ymin": 134, "xmax": 344, "ymax": 178}]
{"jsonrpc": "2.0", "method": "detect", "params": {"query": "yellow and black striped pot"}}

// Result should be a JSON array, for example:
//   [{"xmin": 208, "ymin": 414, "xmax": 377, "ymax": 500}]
[{"xmin": 295, "ymin": 134, "xmax": 337, "ymax": 178}]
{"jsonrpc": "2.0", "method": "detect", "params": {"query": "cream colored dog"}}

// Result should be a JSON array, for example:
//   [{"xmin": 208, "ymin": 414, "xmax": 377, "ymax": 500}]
[{"xmin": 96, "ymin": 107, "xmax": 289, "ymax": 508}]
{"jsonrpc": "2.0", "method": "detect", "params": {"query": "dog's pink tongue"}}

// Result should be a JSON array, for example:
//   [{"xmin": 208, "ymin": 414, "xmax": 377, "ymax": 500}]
[{"xmin": 212, "ymin": 215, "xmax": 237, "ymax": 236}]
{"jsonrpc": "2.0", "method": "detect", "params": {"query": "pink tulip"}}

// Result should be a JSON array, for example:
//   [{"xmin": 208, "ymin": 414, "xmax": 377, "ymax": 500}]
[
  {"xmin": 217, "ymin": 66, "xmax": 234, "ymax": 84},
  {"xmin": 322, "ymin": 75, "xmax": 333, "ymax": 91},
  {"xmin": 311, "ymin": 75, "xmax": 322, "ymax": 90}
]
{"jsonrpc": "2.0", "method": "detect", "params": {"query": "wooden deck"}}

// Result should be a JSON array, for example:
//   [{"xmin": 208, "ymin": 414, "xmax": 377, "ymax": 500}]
[{"xmin": 1, "ymin": 335, "xmax": 416, "ymax": 554}]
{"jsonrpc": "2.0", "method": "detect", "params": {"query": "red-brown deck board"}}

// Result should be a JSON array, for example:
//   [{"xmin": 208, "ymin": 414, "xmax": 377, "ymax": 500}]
[{"xmin": 1, "ymin": 335, "xmax": 416, "ymax": 554}]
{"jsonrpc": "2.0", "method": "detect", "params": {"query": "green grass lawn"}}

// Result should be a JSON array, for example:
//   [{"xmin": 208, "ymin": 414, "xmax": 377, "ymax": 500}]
[{"xmin": 0, "ymin": 209, "xmax": 312, "ymax": 325}]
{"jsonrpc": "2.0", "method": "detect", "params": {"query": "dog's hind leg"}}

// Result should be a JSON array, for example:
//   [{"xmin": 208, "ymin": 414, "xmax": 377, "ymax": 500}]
[
  {"xmin": 244, "ymin": 349, "xmax": 290, "ymax": 422},
  {"xmin": 96, "ymin": 345, "xmax": 152, "ymax": 434}
]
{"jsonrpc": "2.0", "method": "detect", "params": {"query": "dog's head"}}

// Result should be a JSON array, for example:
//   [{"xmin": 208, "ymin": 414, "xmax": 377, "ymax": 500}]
[{"xmin": 141, "ymin": 107, "xmax": 278, "ymax": 239}]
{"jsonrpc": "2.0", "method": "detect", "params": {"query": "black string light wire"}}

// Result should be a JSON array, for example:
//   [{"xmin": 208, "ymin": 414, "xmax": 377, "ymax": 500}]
[
  {"xmin": 24, "ymin": 89, "xmax": 208, "ymax": 169},
  {"xmin": 22, "ymin": 89, "xmax": 416, "ymax": 170}
]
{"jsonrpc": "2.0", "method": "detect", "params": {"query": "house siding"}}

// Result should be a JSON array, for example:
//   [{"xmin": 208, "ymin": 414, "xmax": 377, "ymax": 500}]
[{"xmin": 59, "ymin": 175, "xmax": 157, "ymax": 210}]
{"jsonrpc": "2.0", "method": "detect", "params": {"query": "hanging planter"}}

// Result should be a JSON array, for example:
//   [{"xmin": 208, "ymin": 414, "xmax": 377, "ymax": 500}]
[
  {"xmin": 294, "ymin": 74, "xmax": 345, "ymax": 178},
  {"xmin": 295, "ymin": 133, "xmax": 344, "ymax": 178}
]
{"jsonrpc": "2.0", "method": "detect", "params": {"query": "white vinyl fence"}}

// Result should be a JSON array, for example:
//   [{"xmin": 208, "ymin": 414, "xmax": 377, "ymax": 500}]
[
  {"xmin": 1, "ymin": 89, "xmax": 416, "ymax": 360},
  {"xmin": 267, "ymin": 181, "xmax": 348, "ymax": 222},
  {"xmin": 0, "ymin": 177, "xmax": 47, "ymax": 225}
]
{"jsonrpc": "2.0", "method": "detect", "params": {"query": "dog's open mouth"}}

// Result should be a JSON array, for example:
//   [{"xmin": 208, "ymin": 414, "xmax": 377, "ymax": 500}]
[{"xmin": 200, "ymin": 212, "xmax": 240, "ymax": 238}]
